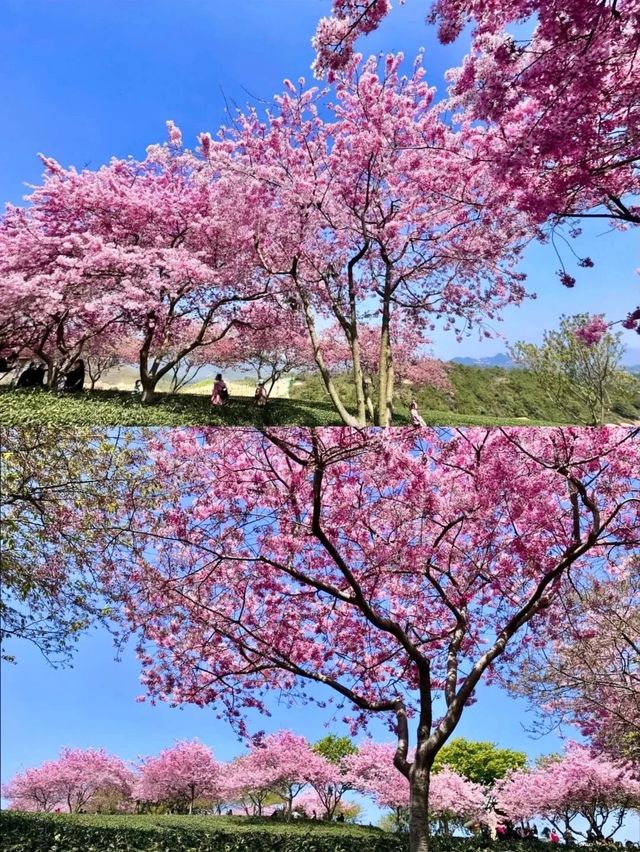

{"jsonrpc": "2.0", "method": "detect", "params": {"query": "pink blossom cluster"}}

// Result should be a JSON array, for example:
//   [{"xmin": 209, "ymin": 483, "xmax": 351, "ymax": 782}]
[
  {"xmin": 0, "ymin": 54, "xmax": 531, "ymax": 420},
  {"xmin": 94, "ymin": 427, "xmax": 640, "ymax": 752},
  {"xmin": 2, "ymin": 748, "xmax": 133, "ymax": 814},
  {"xmin": 2, "ymin": 732, "xmax": 488, "ymax": 821},
  {"xmin": 573, "ymin": 315, "xmax": 610, "ymax": 347}
]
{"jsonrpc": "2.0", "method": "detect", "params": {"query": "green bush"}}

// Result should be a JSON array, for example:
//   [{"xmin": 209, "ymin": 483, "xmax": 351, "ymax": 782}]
[
  {"xmin": 0, "ymin": 813, "xmax": 626, "ymax": 852},
  {"xmin": 290, "ymin": 364, "xmax": 640, "ymax": 425},
  {"xmin": 0, "ymin": 811, "xmax": 404, "ymax": 852}
]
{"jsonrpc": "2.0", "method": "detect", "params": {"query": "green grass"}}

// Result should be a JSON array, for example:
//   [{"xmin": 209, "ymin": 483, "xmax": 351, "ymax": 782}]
[
  {"xmin": 3, "ymin": 363, "xmax": 638, "ymax": 426},
  {"xmin": 291, "ymin": 364, "xmax": 640, "ymax": 425},
  {"xmin": 0, "ymin": 387, "xmax": 561, "ymax": 427},
  {"xmin": 0, "ymin": 388, "xmax": 342, "ymax": 427}
]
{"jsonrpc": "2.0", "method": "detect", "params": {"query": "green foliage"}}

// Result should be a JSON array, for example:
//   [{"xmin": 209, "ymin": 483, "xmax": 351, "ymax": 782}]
[
  {"xmin": 510, "ymin": 314, "xmax": 636, "ymax": 425},
  {"xmin": 312, "ymin": 735, "xmax": 358, "ymax": 764},
  {"xmin": 0, "ymin": 386, "xmax": 564, "ymax": 427},
  {"xmin": 0, "ymin": 388, "xmax": 345, "ymax": 428},
  {"xmin": 0, "ymin": 812, "xmax": 404, "ymax": 852},
  {"xmin": 0, "ymin": 812, "xmax": 622, "ymax": 852},
  {"xmin": 1, "ymin": 427, "xmax": 154, "ymax": 665},
  {"xmin": 291, "ymin": 365, "xmax": 640, "ymax": 425},
  {"xmin": 432, "ymin": 739, "xmax": 528, "ymax": 787},
  {"xmin": 534, "ymin": 753, "xmax": 562, "ymax": 770}
]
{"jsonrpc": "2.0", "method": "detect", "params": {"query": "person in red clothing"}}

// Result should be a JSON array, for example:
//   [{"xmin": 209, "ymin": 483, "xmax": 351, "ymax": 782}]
[{"xmin": 550, "ymin": 830, "xmax": 560, "ymax": 844}]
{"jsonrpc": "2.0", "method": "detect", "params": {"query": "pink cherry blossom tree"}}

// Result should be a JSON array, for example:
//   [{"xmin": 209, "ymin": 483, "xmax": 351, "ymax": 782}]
[
  {"xmin": 135, "ymin": 740, "xmax": 221, "ymax": 815},
  {"xmin": 2, "ymin": 761, "xmax": 64, "ymax": 812},
  {"xmin": 312, "ymin": 1, "xmax": 640, "ymax": 332},
  {"xmin": 210, "ymin": 302, "xmax": 314, "ymax": 398},
  {"xmin": 318, "ymin": 320, "xmax": 451, "ymax": 418},
  {"xmin": 221, "ymin": 731, "xmax": 316, "ymax": 816},
  {"xmin": 96, "ymin": 426, "xmax": 640, "ymax": 852},
  {"xmin": 495, "ymin": 743, "xmax": 640, "ymax": 839},
  {"xmin": 81, "ymin": 332, "xmax": 142, "ymax": 391},
  {"xmin": 346, "ymin": 741, "xmax": 410, "ymax": 827},
  {"xmin": 0, "ymin": 125, "xmax": 269, "ymax": 402},
  {"xmin": 3, "ymin": 748, "xmax": 133, "ymax": 814},
  {"xmin": 305, "ymin": 749, "xmax": 357, "ymax": 820},
  {"xmin": 509, "ymin": 565, "xmax": 640, "ymax": 766},
  {"xmin": 219, "ymin": 55, "xmax": 528, "ymax": 425},
  {"xmin": 346, "ymin": 741, "xmax": 487, "ymax": 833}
]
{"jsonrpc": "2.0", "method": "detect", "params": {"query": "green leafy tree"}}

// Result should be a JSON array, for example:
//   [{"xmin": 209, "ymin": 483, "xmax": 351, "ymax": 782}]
[
  {"xmin": 312, "ymin": 735, "xmax": 357, "ymax": 764},
  {"xmin": 432, "ymin": 739, "xmax": 528, "ymax": 787},
  {"xmin": 0, "ymin": 426, "xmax": 152, "ymax": 665},
  {"xmin": 510, "ymin": 314, "xmax": 634, "ymax": 425}
]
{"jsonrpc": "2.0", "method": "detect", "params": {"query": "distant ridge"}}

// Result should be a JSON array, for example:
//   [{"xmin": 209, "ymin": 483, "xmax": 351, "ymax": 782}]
[
  {"xmin": 450, "ymin": 348, "xmax": 640, "ymax": 372},
  {"xmin": 449, "ymin": 353, "xmax": 515, "ymax": 369}
]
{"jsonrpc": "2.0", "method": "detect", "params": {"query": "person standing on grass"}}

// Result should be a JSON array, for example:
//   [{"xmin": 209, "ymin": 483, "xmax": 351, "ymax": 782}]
[
  {"xmin": 211, "ymin": 373, "xmax": 228, "ymax": 406},
  {"xmin": 409, "ymin": 399, "xmax": 427, "ymax": 427},
  {"xmin": 254, "ymin": 382, "xmax": 267, "ymax": 407}
]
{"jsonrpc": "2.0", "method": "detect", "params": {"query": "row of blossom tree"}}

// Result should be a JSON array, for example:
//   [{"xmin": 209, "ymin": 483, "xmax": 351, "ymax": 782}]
[
  {"xmin": 4, "ymin": 735, "xmax": 639, "ymax": 839},
  {"xmin": 3, "ymin": 5, "xmax": 637, "ymax": 420}
]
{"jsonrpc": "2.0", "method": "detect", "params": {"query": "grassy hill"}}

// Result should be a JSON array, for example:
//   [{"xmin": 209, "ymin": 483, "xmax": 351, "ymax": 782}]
[
  {"xmin": 290, "ymin": 364, "xmax": 640, "ymax": 425},
  {"xmin": 0, "ymin": 812, "xmax": 618, "ymax": 852},
  {"xmin": 0, "ymin": 385, "xmax": 563, "ymax": 428}
]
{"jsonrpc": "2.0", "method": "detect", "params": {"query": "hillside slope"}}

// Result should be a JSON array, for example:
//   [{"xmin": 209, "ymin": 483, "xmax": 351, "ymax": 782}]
[{"xmin": 290, "ymin": 364, "xmax": 640, "ymax": 424}]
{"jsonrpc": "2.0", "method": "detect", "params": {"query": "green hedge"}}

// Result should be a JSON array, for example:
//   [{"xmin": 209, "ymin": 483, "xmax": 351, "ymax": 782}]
[
  {"xmin": 1, "ymin": 812, "xmax": 628, "ymax": 852},
  {"xmin": 0, "ymin": 812, "xmax": 405, "ymax": 852}
]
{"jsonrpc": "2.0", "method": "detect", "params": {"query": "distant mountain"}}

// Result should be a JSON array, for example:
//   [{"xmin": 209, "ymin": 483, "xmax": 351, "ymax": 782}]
[
  {"xmin": 622, "ymin": 348, "xmax": 640, "ymax": 371},
  {"xmin": 450, "ymin": 347, "xmax": 640, "ymax": 372},
  {"xmin": 450, "ymin": 353, "xmax": 515, "ymax": 369}
]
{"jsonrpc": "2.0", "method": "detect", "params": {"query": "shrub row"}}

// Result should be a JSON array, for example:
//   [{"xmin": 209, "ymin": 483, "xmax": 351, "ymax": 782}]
[
  {"xmin": 0, "ymin": 812, "xmax": 627, "ymax": 852},
  {"xmin": 0, "ymin": 812, "xmax": 404, "ymax": 852}
]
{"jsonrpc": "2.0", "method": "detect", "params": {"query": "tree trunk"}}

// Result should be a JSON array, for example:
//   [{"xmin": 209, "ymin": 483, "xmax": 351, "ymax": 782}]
[
  {"xmin": 350, "ymin": 333, "xmax": 368, "ymax": 425},
  {"xmin": 363, "ymin": 374, "xmax": 375, "ymax": 422},
  {"xmin": 385, "ymin": 356, "xmax": 395, "ymax": 426},
  {"xmin": 299, "ymin": 289, "xmax": 363, "ymax": 426},
  {"xmin": 140, "ymin": 374, "xmax": 159, "ymax": 404},
  {"xmin": 139, "ymin": 344, "xmax": 158, "ymax": 404},
  {"xmin": 376, "ymin": 322, "xmax": 393, "ymax": 426},
  {"xmin": 408, "ymin": 766, "xmax": 431, "ymax": 852}
]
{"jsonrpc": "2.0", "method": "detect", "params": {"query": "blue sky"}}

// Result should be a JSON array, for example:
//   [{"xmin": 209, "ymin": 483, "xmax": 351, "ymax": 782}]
[{"xmin": 1, "ymin": 0, "xmax": 638, "ymax": 361}]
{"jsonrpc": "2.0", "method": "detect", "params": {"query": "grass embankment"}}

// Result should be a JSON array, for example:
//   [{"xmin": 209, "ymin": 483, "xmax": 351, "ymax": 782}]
[
  {"xmin": 0, "ymin": 388, "xmax": 343, "ymax": 427},
  {"xmin": 1, "ymin": 812, "xmax": 622, "ymax": 852},
  {"xmin": 0, "ymin": 387, "xmax": 555, "ymax": 428}
]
